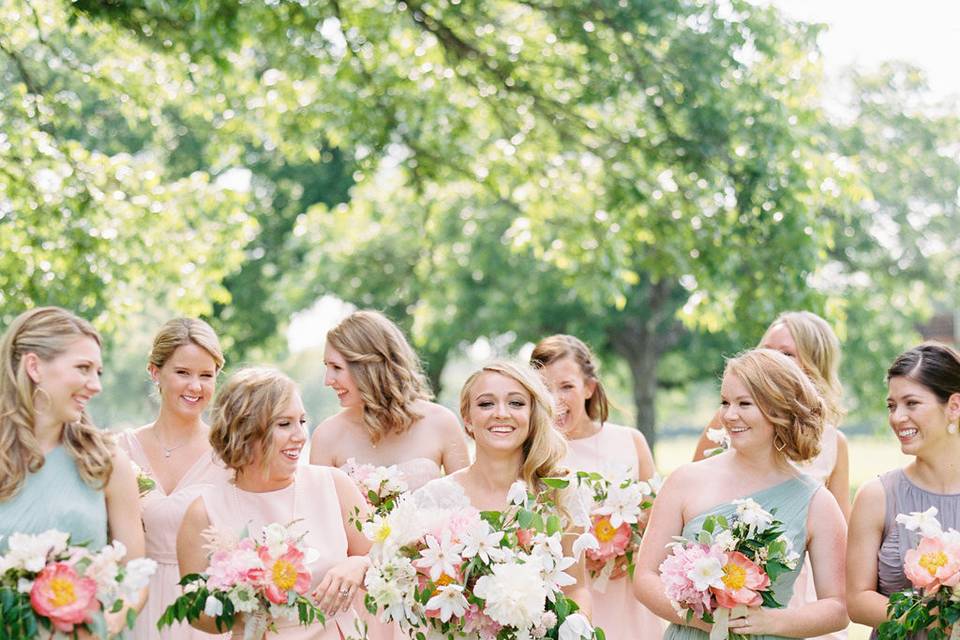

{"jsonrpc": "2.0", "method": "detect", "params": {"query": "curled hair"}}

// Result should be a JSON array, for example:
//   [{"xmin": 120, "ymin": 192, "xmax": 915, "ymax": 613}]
[
  {"xmin": 0, "ymin": 307, "xmax": 113, "ymax": 500},
  {"xmin": 209, "ymin": 367, "xmax": 298, "ymax": 477},
  {"xmin": 886, "ymin": 342, "xmax": 960, "ymax": 403},
  {"xmin": 530, "ymin": 334, "xmax": 610, "ymax": 424},
  {"xmin": 459, "ymin": 360, "xmax": 568, "ymax": 495},
  {"xmin": 326, "ymin": 310, "xmax": 431, "ymax": 443},
  {"xmin": 724, "ymin": 348, "xmax": 825, "ymax": 463},
  {"xmin": 762, "ymin": 311, "xmax": 844, "ymax": 425},
  {"xmin": 149, "ymin": 318, "xmax": 225, "ymax": 373}
]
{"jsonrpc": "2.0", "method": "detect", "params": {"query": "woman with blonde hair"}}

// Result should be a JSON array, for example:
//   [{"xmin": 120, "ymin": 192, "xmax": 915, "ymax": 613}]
[
  {"xmin": 0, "ymin": 306, "xmax": 145, "ymax": 636},
  {"xmin": 635, "ymin": 349, "xmax": 848, "ymax": 640},
  {"xmin": 178, "ymin": 367, "xmax": 372, "ymax": 639},
  {"xmin": 847, "ymin": 343, "xmax": 960, "ymax": 638},
  {"xmin": 412, "ymin": 360, "xmax": 592, "ymax": 613},
  {"xmin": 531, "ymin": 334, "xmax": 661, "ymax": 639},
  {"xmin": 117, "ymin": 318, "xmax": 230, "ymax": 639},
  {"xmin": 310, "ymin": 310, "xmax": 469, "ymax": 489}
]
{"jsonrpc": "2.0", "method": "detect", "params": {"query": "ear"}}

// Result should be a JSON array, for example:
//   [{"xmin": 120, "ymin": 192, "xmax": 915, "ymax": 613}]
[
  {"xmin": 463, "ymin": 423, "xmax": 475, "ymax": 439},
  {"xmin": 22, "ymin": 352, "xmax": 42, "ymax": 384},
  {"xmin": 583, "ymin": 378, "xmax": 597, "ymax": 400},
  {"xmin": 948, "ymin": 392, "xmax": 960, "ymax": 422},
  {"xmin": 147, "ymin": 364, "xmax": 160, "ymax": 384}
]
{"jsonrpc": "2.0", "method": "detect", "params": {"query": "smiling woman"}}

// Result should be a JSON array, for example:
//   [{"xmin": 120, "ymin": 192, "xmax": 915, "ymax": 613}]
[
  {"xmin": 177, "ymin": 367, "xmax": 373, "ymax": 639},
  {"xmin": 0, "ymin": 306, "xmax": 146, "ymax": 637}
]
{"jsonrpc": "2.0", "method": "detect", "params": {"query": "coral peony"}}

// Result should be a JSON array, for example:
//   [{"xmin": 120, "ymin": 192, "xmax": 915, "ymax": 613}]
[
  {"xmin": 711, "ymin": 551, "xmax": 770, "ymax": 608},
  {"xmin": 904, "ymin": 536, "xmax": 960, "ymax": 591},
  {"xmin": 29, "ymin": 562, "xmax": 99, "ymax": 633},
  {"xmin": 258, "ymin": 544, "xmax": 311, "ymax": 604},
  {"xmin": 586, "ymin": 515, "xmax": 631, "ymax": 563}
]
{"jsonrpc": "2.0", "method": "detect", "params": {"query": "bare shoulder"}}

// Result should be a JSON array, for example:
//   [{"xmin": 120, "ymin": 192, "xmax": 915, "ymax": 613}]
[
  {"xmin": 659, "ymin": 459, "xmax": 711, "ymax": 492},
  {"xmin": 809, "ymin": 484, "xmax": 845, "ymax": 519},
  {"xmin": 417, "ymin": 400, "xmax": 460, "ymax": 426},
  {"xmin": 851, "ymin": 476, "xmax": 887, "ymax": 522},
  {"xmin": 311, "ymin": 411, "xmax": 352, "ymax": 446}
]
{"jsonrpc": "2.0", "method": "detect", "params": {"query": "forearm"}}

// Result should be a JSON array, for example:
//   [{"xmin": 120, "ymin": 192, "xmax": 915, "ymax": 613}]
[
  {"xmin": 562, "ymin": 582, "xmax": 592, "ymax": 620},
  {"xmin": 848, "ymin": 590, "xmax": 891, "ymax": 628}
]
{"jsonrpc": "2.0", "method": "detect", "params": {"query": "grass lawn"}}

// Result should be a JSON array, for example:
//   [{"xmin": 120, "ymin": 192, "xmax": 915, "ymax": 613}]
[{"xmin": 654, "ymin": 434, "xmax": 910, "ymax": 640}]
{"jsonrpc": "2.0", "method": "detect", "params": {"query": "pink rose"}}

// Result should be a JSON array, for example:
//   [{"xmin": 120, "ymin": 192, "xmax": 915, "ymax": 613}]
[
  {"xmin": 711, "ymin": 551, "xmax": 770, "ymax": 609},
  {"xmin": 30, "ymin": 562, "xmax": 100, "ymax": 633}
]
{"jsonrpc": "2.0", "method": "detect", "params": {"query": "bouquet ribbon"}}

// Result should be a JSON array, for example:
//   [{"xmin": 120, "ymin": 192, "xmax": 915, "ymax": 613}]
[
  {"xmin": 593, "ymin": 560, "xmax": 614, "ymax": 594},
  {"xmin": 951, "ymin": 623, "xmax": 960, "ymax": 640},
  {"xmin": 710, "ymin": 605, "xmax": 747, "ymax": 640},
  {"xmin": 243, "ymin": 609, "xmax": 270, "ymax": 640}
]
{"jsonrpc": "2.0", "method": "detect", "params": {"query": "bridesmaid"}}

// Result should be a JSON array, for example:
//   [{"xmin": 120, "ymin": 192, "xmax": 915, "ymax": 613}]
[
  {"xmin": 413, "ymin": 360, "xmax": 592, "ymax": 616},
  {"xmin": 310, "ymin": 310, "xmax": 470, "ymax": 489},
  {"xmin": 530, "ymin": 334, "xmax": 662, "ymax": 639},
  {"xmin": 693, "ymin": 311, "xmax": 850, "ymax": 518},
  {"xmin": 117, "ymin": 318, "xmax": 230, "ymax": 639},
  {"xmin": 847, "ymin": 343, "xmax": 960, "ymax": 637},
  {"xmin": 634, "ymin": 349, "xmax": 848, "ymax": 640},
  {"xmin": 0, "ymin": 306, "xmax": 145, "ymax": 636},
  {"xmin": 178, "ymin": 367, "xmax": 372, "ymax": 639}
]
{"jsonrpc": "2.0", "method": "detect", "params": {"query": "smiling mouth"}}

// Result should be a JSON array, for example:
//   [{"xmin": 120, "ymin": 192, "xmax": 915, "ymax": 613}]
[
  {"xmin": 489, "ymin": 425, "xmax": 516, "ymax": 435},
  {"xmin": 727, "ymin": 426, "xmax": 749, "ymax": 434},
  {"xmin": 181, "ymin": 395, "xmax": 201, "ymax": 404},
  {"xmin": 281, "ymin": 448, "xmax": 301, "ymax": 461},
  {"xmin": 896, "ymin": 428, "xmax": 918, "ymax": 440}
]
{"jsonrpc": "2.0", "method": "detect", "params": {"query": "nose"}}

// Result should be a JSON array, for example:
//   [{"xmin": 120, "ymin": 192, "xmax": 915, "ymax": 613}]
[
  {"xmin": 890, "ymin": 406, "xmax": 908, "ymax": 425},
  {"xmin": 323, "ymin": 369, "xmax": 334, "ymax": 386},
  {"xmin": 721, "ymin": 405, "xmax": 737, "ymax": 424},
  {"xmin": 494, "ymin": 402, "xmax": 510, "ymax": 418},
  {"xmin": 187, "ymin": 376, "xmax": 202, "ymax": 391},
  {"xmin": 88, "ymin": 374, "xmax": 103, "ymax": 395}
]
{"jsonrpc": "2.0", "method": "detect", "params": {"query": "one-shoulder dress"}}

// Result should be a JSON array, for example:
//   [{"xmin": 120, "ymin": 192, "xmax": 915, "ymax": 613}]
[{"xmin": 664, "ymin": 475, "xmax": 820, "ymax": 640}]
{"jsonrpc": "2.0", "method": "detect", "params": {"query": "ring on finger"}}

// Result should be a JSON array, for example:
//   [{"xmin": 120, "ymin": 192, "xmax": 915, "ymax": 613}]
[{"xmin": 338, "ymin": 587, "xmax": 351, "ymax": 597}]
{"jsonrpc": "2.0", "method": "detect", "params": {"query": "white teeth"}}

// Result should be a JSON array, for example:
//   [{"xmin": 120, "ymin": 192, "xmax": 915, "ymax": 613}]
[
  {"xmin": 729, "ymin": 427, "xmax": 748, "ymax": 433},
  {"xmin": 898, "ymin": 429, "xmax": 918, "ymax": 438}
]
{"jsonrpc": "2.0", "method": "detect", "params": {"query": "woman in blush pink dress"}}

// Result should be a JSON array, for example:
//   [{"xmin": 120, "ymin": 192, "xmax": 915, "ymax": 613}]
[
  {"xmin": 117, "ymin": 318, "xmax": 230, "ymax": 639},
  {"xmin": 179, "ymin": 368, "xmax": 372, "ymax": 639},
  {"xmin": 531, "ymin": 334, "xmax": 663, "ymax": 640}
]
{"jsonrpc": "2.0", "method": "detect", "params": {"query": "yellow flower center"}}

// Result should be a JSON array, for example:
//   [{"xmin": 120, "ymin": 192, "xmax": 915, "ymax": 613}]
[
  {"xmin": 49, "ymin": 577, "xmax": 78, "ymax": 608},
  {"xmin": 374, "ymin": 524, "xmax": 391, "ymax": 543},
  {"xmin": 595, "ymin": 517, "xmax": 617, "ymax": 543},
  {"xmin": 920, "ymin": 551, "xmax": 948, "ymax": 576},
  {"xmin": 722, "ymin": 562, "xmax": 747, "ymax": 591},
  {"xmin": 435, "ymin": 573, "xmax": 456, "ymax": 587},
  {"xmin": 272, "ymin": 559, "xmax": 298, "ymax": 591}
]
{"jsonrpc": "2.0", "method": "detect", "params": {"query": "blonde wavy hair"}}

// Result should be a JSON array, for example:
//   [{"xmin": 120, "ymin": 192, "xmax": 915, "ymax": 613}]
[
  {"xmin": 761, "ymin": 311, "xmax": 844, "ymax": 425},
  {"xmin": 459, "ymin": 360, "xmax": 568, "ymax": 494},
  {"xmin": 0, "ymin": 307, "xmax": 114, "ymax": 500},
  {"xmin": 149, "ymin": 318, "xmax": 225, "ymax": 373},
  {"xmin": 209, "ymin": 367, "xmax": 298, "ymax": 477},
  {"xmin": 326, "ymin": 310, "xmax": 431, "ymax": 443},
  {"xmin": 724, "ymin": 349, "xmax": 826, "ymax": 463}
]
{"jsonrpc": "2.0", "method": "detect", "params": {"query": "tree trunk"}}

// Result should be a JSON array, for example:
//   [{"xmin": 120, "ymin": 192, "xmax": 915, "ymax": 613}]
[{"xmin": 610, "ymin": 322, "xmax": 660, "ymax": 449}]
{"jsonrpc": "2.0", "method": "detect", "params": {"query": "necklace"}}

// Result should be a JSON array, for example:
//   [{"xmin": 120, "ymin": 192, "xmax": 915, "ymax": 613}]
[{"xmin": 152, "ymin": 425, "xmax": 190, "ymax": 458}]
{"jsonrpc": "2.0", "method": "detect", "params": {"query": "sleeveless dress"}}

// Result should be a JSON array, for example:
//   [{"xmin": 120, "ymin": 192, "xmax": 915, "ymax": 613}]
[
  {"xmin": 664, "ymin": 475, "xmax": 821, "ymax": 640},
  {"xmin": 339, "ymin": 458, "xmax": 441, "ymax": 640},
  {"xmin": 0, "ymin": 445, "xmax": 107, "ymax": 552},
  {"xmin": 200, "ymin": 466, "xmax": 359, "ymax": 640},
  {"xmin": 868, "ymin": 469, "xmax": 960, "ymax": 640},
  {"xmin": 787, "ymin": 426, "xmax": 846, "ymax": 640},
  {"xmin": 117, "ymin": 431, "xmax": 231, "ymax": 640},
  {"xmin": 563, "ymin": 424, "xmax": 665, "ymax": 640}
]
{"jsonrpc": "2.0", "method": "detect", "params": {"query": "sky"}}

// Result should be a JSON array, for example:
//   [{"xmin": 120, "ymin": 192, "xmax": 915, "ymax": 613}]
[{"xmin": 770, "ymin": 0, "xmax": 960, "ymax": 99}]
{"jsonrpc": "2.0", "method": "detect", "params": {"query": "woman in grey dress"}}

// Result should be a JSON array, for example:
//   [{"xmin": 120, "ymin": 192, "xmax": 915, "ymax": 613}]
[{"xmin": 847, "ymin": 343, "xmax": 960, "ymax": 638}]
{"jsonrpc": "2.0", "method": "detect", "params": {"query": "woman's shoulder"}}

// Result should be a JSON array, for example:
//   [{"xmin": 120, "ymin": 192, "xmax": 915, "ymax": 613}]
[{"xmin": 414, "ymin": 401, "xmax": 460, "ymax": 426}]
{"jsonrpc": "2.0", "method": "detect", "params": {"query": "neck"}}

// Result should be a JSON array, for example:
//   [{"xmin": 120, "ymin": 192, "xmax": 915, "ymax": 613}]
[
  {"xmin": 729, "ymin": 444, "xmax": 793, "ymax": 478},
  {"xmin": 34, "ymin": 414, "xmax": 63, "ymax": 453},
  {"xmin": 467, "ymin": 448, "xmax": 524, "ymax": 493},
  {"xmin": 154, "ymin": 407, "xmax": 204, "ymax": 437},
  {"xmin": 914, "ymin": 440, "xmax": 960, "ymax": 492},
  {"xmin": 565, "ymin": 415, "xmax": 601, "ymax": 440},
  {"xmin": 234, "ymin": 468, "xmax": 295, "ymax": 493}
]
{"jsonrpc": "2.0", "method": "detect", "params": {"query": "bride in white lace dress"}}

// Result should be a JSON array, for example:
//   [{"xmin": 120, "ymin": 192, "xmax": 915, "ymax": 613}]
[{"xmin": 413, "ymin": 360, "xmax": 593, "ymax": 618}]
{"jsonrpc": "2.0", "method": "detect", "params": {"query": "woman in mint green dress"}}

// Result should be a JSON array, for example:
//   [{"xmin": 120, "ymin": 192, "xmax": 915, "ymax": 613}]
[
  {"xmin": 634, "ymin": 348, "xmax": 848, "ymax": 639},
  {"xmin": 0, "ymin": 307, "xmax": 145, "ymax": 636}
]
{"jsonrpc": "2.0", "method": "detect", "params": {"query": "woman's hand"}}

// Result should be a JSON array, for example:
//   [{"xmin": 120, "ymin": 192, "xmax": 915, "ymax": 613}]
[
  {"xmin": 727, "ymin": 606, "xmax": 783, "ymax": 637},
  {"xmin": 311, "ymin": 555, "xmax": 370, "ymax": 617}
]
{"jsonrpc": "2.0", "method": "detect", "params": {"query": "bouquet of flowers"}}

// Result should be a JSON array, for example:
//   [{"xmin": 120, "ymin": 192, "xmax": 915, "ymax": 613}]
[
  {"xmin": 343, "ymin": 458, "xmax": 408, "ymax": 518},
  {"xmin": 658, "ymin": 498, "xmax": 800, "ymax": 640},
  {"xmin": 703, "ymin": 429, "xmax": 731, "ymax": 458},
  {"xmin": 877, "ymin": 507, "xmax": 960, "ymax": 640},
  {"xmin": 0, "ymin": 529, "xmax": 157, "ymax": 638},
  {"xmin": 130, "ymin": 460, "xmax": 157, "ymax": 498},
  {"xmin": 363, "ymin": 478, "xmax": 604, "ymax": 640},
  {"xmin": 573, "ymin": 470, "xmax": 659, "ymax": 591},
  {"xmin": 158, "ymin": 522, "xmax": 325, "ymax": 640}
]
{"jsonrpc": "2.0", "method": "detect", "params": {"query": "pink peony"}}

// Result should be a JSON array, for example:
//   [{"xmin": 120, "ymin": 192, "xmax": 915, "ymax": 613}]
[
  {"xmin": 205, "ymin": 539, "xmax": 262, "ymax": 591},
  {"xmin": 904, "ymin": 536, "xmax": 960, "ymax": 591},
  {"xmin": 257, "ymin": 544, "xmax": 311, "ymax": 604},
  {"xmin": 586, "ymin": 515, "xmax": 632, "ymax": 563},
  {"xmin": 659, "ymin": 544, "xmax": 717, "ymax": 618},
  {"xmin": 30, "ymin": 562, "xmax": 100, "ymax": 633},
  {"xmin": 462, "ymin": 603, "xmax": 503, "ymax": 639},
  {"xmin": 430, "ymin": 507, "xmax": 481, "ymax": 545},
  {"xmin": 711, "ymin": 551, "xmax": 770, "ymax": 608}
]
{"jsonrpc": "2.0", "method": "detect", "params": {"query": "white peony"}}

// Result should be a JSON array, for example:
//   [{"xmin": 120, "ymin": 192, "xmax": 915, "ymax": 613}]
[
  {"xmin": 896, "ymin": 507, "xmax": 943, "ymax": 538},
  {"xmin": 732, "ymin": 498, "xmax": 774, "ymax": 534},
  {"xmin": 558, "ymin": 612, "xmax": 594, "ymax": 640},
  {"xmin": 473, "ymin": 561, "xmax": 548, "ymax": 629},
  {"xmin": 5, "ymin": 530, "xmax": 70, "ymax": 572},
  {"xmin": 687, "ymin": 556, "xmax": 725, "ymax": 591}
]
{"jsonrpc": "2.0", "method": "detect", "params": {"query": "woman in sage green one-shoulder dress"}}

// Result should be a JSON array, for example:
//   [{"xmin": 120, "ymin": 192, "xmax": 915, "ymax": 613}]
[{"xmin": 634, "ymin": 349, "xmax": 849, "ymax": 640}]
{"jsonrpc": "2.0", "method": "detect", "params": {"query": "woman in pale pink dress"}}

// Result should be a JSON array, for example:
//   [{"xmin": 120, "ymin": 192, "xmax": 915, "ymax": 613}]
[
  {"xmin": 531, "ymin": 334, "xmax": 663, "ymax": 640},
  {"xmin": 118, "ymin": 318, "xmax": 230, "ymax": 639},
  {"xmin": 691, "ymin": 311, "xmax": 849, "ymax": 640},
  {"xmin": 179, "ymin": 367, "xmax": 371, "ymax": 639},
  {"xmin": 309, "ymin": 311, "xmax": 471, "ymax": 639}
]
